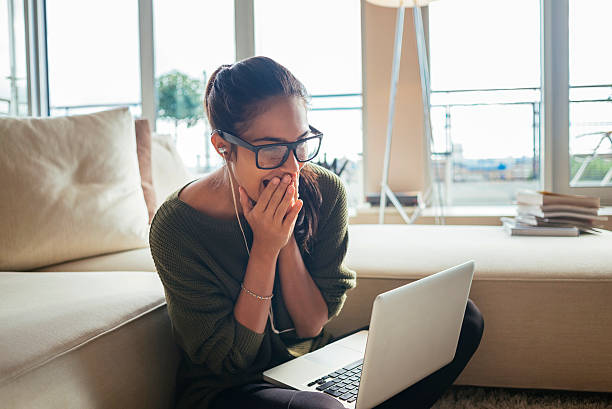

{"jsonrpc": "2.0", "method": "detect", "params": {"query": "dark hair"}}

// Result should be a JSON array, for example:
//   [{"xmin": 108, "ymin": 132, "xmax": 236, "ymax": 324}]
[{"xmin": 205, "ymin": 56, "xmax": 322, "ymax": 254}]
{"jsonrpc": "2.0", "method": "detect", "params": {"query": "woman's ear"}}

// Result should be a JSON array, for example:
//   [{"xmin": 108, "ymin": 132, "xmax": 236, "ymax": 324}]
[{"xmin": 211, "ymin": 132, "xmax": 229, "ymax": 157}]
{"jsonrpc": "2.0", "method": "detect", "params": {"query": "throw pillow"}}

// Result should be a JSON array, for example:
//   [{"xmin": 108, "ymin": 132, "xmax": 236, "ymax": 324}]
[
  {"xmin": 151, "ymin": 132, "xmax": 195, "ymax": 210},
  {"xmin": 0, "ymin": 107, "xmax": 150, "ymax": 271},
  {"xmin": 134, "ymin": 119, "xmax": 156, "ymax": 223}
]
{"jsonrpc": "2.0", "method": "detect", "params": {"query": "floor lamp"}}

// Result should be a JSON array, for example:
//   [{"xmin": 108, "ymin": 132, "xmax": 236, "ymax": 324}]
[{"xmin": 366, "ymin": 0, "xmax": 441, "ymax": 224}]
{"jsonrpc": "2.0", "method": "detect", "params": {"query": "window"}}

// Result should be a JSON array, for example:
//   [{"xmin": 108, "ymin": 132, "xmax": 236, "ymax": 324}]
[
  {"xmin": 46, "ymin": 0, "xmax": 141, "ymax": 116},
  {"xmin": 19, "ymin": 0, "xmax": 611, "ymax": 211},
  {"xmin": 153, "ymin": 0, "xmax": 234, "ymax": 174},
  {"xmin": 254, "ymin": 0, "xmax": 363, "ymax": 209},
  {"xmin": 568, "ymin": 0, "xmax": 612, "ymax": 188},
  {"xmin": 428, "ymin": 0, "xmax": 541, "ymax": 205},
  {"xmin": 1, "ymin": 0, "xmax": 28, "ymax": 116}
]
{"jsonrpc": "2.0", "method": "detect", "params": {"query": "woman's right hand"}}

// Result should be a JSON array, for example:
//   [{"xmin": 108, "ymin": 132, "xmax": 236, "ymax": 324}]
[{"xmin": 239, "ymin": 174, "xmax": 303, "ymax": 255}]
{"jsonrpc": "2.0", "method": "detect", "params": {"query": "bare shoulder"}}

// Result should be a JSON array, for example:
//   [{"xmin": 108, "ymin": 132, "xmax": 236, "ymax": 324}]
[
  {"xmin": 178, "ymin": 178, "xmax": 206, "ymax": 208},
  {"xmin": 178, "ymin": 169, "xmax": 230, "ymax": 218}
]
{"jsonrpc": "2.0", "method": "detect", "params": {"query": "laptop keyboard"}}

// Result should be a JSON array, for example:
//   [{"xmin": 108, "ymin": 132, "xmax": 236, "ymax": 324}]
[{"xmin": 307, "ymin": 359, "xmax": 363, "ymax": 403}]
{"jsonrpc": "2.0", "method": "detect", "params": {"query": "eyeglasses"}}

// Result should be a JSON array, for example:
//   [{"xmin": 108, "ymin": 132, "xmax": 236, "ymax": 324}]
[{"xmin": 214, "ymin": 125, "xmax": 323, "ymax": 170}]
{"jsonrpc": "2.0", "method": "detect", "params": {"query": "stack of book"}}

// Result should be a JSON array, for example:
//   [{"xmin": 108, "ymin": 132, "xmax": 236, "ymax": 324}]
[{"xmin": 501, "ymin": 190, "xmax": 608, "ymax": 236}]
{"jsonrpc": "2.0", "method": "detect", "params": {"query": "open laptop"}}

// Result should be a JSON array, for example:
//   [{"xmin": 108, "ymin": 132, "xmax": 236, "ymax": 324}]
[{"xmin": 263, "ymin": 260, "xmax": 475, "ymax": 409}]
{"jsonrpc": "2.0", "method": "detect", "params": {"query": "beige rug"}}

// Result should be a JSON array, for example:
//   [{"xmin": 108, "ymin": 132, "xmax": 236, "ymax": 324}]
[{"xmin": 432, "ymin": 386, "xmax": 612, "ymax": 409}]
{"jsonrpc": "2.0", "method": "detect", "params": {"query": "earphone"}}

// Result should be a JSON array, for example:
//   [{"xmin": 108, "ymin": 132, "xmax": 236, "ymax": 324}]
[{"xmin": 219, "ymin": 144, "xmax": 251, "ymax": 257}]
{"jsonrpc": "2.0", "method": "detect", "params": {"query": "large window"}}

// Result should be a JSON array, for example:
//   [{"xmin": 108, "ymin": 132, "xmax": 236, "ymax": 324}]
[
  {"xmin": 428, "ymin": 0, "xmax": 541, "ymax": 205},
  {"xmin": 254, "ymin": 0, "xmax": 363, "ymax": 209},
  {"xmin": 1, "ymin": 0, "xmax": 28, "ymax": 116},
  {"xmin": 153, "ymin": 0, "xmax": 234, "ymax": 174},
  {"xmin": 568, "ymin": 0, "xmax": 612, "ymax": 188},
  {"xmin": 46, "ymin": 0, "xmax": 141, "ymax": 117},
  {"xmin": 17, "ymin": 0, "xmax": 611, "ymax": 210}
]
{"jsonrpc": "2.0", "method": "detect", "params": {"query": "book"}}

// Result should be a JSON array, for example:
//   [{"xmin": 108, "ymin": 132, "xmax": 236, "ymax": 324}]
[
  {"xmin": 514, "ymin": 215, "xmax": 596, "ymax": 230},
  {"xmin": 515, "ymin": 203, "xmax": 599, "ymax": 216},
  {"xmin": 501, "ymin": 218, "xmax": 579, "ymax": 237},
  {"xmin": 516, "ymin": 209, "xmax": 608, "ymax": 222},
  {"xmin": 516, "ymin": 190, "xmax": 600, "ymax": 208}
]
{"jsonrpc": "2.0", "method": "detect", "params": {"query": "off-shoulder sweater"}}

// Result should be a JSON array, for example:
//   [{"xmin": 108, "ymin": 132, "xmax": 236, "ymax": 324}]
[{"xmin": 149, "ymin": 164, "xmax": 357, "ymax": 408}]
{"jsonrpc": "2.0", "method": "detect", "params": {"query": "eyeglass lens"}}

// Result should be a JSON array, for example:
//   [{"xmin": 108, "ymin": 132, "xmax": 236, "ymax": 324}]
[{"xmin": 258, "ymin": 136, "xmax": 321, "ymax": 169}]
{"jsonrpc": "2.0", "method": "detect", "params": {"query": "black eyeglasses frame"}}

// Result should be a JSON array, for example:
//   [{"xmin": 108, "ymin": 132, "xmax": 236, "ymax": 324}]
[{"xmin": 213, "ymin": 125, "xmax": 323, "ymax": 170}]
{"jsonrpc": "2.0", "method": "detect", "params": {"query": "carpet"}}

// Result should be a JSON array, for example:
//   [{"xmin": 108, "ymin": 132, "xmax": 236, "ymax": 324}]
[{"xmin": 432, "ymin": 386, "xmax": 612, "ymax": 409}]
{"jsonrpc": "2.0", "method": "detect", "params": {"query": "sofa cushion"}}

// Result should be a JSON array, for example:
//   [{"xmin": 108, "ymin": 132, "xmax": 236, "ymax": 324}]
[
  {"xmin": 0, "ymin": 271, "xmax": 167, "ymax": 387},
  {"xmin": 135, "ymin": 119, "xmax": 157, "ymax": 223},
  {"xmin": 0, "ymin": 303, "xmax": 179, "ymax": 409},
  {"xmin": 37, "ymin": 248, "xmax": 156, "ymax": 272},
  {"xmin": 151, "ymin": 133, "xmax": 194, "ymax": 211},
  {"xmin": 344, "ymin": 224, "xmax": 612, "ymax": 280},
  {"xmin": 326, "ymin": 224, "xmax": 612, "ymax": 392},
  {"xmin": 0, "ymin": 107, "xmax": 150, "ymax": 271}
]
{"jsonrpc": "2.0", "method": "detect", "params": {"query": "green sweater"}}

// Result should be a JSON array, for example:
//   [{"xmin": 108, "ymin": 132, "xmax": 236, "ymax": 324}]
[{"xmin": 149, "ymin": 164, "xmax": 357, "ymax": 409}]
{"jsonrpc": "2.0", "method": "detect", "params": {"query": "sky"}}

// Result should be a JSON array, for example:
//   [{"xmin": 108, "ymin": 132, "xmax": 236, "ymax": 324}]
[{"xmin": 1, "ymin": 0, "xmax": 610, "ymax": 163}]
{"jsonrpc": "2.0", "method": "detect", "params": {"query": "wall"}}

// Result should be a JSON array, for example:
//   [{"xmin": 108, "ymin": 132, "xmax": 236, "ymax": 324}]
[{"xmin": 363, "ymin": 2, "xmax": 427, "ymax": 197}]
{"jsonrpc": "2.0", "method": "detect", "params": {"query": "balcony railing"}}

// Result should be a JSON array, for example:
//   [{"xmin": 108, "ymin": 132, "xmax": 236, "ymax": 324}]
[
  {"xmin": 0, "ymin": 97, "xmax": 10, "ymax": 116},
  {"xmin": 49, "ymin": 102, "xmax": 142, "ymax": 116},
  {"xmin": 429, "ymin": 85, "xmax": 612, "ymax": 204}
]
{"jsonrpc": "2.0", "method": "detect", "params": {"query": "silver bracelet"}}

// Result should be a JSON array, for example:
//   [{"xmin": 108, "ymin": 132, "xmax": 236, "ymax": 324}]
[{"xmin": 241, "ymin": 282, "xmax": 274, "ymax": 301}]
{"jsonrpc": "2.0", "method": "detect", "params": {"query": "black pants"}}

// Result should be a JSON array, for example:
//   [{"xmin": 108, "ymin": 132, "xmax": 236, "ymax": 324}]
[{"xmin": 211, "ymin": 299, "xmax": 484, "ymax": 409}]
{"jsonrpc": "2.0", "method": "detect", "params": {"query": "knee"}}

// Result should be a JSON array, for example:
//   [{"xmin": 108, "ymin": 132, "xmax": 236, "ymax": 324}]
[
  {"xmin": 288, "ymin": 391, "xmax": 345, "ymax": 409},
  {"xmin": 461, "ymin": 299, "xmax": 484, "ymax": 353}
]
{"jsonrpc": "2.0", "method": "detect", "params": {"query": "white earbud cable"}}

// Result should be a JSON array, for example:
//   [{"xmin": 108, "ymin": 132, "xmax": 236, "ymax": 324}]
[{"xmin": 223, "ymin": 156, "xmax": 251, "ymax": 257}]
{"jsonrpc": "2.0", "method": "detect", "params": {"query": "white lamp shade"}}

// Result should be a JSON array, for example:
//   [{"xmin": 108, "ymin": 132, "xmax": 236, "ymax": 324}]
[{"xmin": 366, "ymin": 0, "xmax": 437, "ymax": 8}]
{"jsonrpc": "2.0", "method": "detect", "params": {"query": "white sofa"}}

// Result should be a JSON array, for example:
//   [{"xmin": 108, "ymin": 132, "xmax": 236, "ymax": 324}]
[
  {"xmin": 2, "ymin": 115, "xmax": 611, "ymax": 409},
  {"xmin": 0, "ymin": 128, "xmax": 193, "ymax": 409}
]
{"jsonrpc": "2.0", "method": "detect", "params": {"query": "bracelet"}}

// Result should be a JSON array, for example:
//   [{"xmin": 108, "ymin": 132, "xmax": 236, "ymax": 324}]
[{"xmin": 240, "ymin": 283, "xmax": 274, "ymax": 301}]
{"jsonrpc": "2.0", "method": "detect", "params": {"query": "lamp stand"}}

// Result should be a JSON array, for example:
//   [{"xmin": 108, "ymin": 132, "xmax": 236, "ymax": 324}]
[{"xmin": 378, "ymin": 6, "xmax": 442, "ymax": 224}]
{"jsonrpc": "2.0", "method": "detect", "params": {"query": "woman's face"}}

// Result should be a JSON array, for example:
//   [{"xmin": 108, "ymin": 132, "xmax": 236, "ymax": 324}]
[{"xmin": 230, "ymin": 96, "xmax": 308, "ymax": 204}]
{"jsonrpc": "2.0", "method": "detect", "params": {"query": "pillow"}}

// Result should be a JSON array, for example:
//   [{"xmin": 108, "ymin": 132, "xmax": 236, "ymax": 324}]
[
  {"xmin": 134, "ymin": 119, "xmax": 157, "ymax": 223},
  {"xmin": 151, "ymin": 132, "xmax": 195, "ymax": 210},
  {"xmin": 0, "ymin": 107, "xmax": 150, "ymax": 271}
]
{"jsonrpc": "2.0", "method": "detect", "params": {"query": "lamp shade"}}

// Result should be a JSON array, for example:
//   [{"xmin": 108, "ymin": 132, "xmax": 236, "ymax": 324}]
[{"xmin": 365, "ymin": 0, "xmax": 437, "ymax": 7}]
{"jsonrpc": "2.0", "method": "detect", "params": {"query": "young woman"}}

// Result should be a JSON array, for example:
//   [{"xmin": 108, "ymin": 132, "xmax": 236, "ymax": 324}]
[{"xmin": 150, "ymin": 56, "xmax": 484, "ymax": 409}]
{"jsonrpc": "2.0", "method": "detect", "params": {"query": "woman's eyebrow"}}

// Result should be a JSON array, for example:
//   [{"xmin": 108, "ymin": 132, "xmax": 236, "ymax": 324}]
[{"xmin": 252, "ymin": 129, "xmax": 309, "ymax": 143}]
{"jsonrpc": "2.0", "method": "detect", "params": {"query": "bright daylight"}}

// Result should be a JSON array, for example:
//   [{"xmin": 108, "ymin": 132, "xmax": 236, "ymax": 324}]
[{"xmin": 1, "ymin": 1, "xmax": 611, "ymax": 408}]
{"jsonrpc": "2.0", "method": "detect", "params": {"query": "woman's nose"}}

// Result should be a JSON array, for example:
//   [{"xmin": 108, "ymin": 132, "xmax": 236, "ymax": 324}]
[{"xmin": 282, "ymin": 150, "xmax": 301, "ymax": 173}]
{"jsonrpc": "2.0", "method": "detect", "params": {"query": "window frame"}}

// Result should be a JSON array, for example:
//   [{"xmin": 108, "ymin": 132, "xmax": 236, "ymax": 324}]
[
  {"xmin": 21, "ymin": 0, "xmax": 611, "ymax": 204},
  {"xmin": 542, "ymin": 0, "xmax": 612, "ymax": 204}
]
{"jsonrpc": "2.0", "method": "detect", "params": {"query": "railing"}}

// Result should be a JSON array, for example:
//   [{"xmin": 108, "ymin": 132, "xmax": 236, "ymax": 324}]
[
  {"xmin": 49, "ymin": 102, "xmax": 141, "ymax": 116},
  {"xmin": 429, "ymin": 85, "xmax": 612, "ymax": 204},
  {"xmin": 430, "ymin": 85, "xmax": 612, "ymax": 180},
  {"xmin": 430, "ymin": 87, "xmax": 542, "ymax": 182},
  {"xmin": 47, "ymin": 93, "xmax": 364, "ymax": 115},
  {"xmin": 309, "ymin": 93, "xmax": 362, "ymax": 111},
  {"xmin": 0, "ymin": 97, "xmax": 10, "ymax": 116}
]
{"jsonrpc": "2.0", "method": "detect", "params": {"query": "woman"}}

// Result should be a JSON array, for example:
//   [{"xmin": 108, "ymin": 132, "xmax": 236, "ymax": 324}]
[{"xmin": 150, "ymin": 56, "xmax": 484, "ymax": 409}]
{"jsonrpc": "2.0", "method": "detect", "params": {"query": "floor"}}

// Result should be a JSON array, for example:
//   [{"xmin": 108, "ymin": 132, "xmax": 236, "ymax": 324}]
[{"xmin": 432, "ymin": 385, "xmax": 612, "ymax": 409}]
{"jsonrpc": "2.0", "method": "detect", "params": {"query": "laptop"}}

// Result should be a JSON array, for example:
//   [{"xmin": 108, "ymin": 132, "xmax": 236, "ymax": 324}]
[{"xmin": 263, "ymin": 260, "xmax": 475, "ymax": 409}]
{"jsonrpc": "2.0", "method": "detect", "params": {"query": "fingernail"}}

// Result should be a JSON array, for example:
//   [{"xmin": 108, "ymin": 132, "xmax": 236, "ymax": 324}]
[
  {"xmin": 272, "ymin": 177, "xmax": 280, "ymax": 184},
  {"xmin": 282, "ymin": 175, "xmax": 291, "ymax": 183}
]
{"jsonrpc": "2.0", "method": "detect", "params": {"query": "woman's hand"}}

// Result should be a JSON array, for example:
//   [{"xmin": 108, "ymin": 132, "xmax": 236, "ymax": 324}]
[{"xmin": 239, "ymin": 174, "xmax": 303, "ymax": 255}]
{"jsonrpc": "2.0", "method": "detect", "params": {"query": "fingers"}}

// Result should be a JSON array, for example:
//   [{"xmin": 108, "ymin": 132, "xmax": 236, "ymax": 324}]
[
  {"xmin": 274, "ymin": 184, "xmax": 295, "ymax": 223},
  {"xmin": 266, "ymin": 174, "xmax": 292, "ymax": 214},
  {"xmin": 253, "ymin": 177, "xmax": 280, "ymax": 213},
  {"xmin": 282, "ymin": 199, "xmax": 303, "ymax": 230},
  {"xmin": 238, "ymin": 186, "xmax": 253, "ymax": 214},
  {"xmin": 293, "ymin": 177, "xmax": 299, "ymax": 205}
]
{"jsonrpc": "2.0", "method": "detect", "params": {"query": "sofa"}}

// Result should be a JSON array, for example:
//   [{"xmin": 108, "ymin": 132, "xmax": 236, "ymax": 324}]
[{"xmin": 1, "ymin": 109, "xmax": 611, "ymax": 409}]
